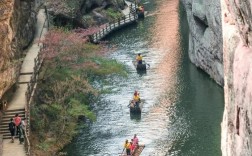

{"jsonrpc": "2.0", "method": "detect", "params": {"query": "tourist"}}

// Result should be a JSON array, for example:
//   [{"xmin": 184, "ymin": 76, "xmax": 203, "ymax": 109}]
[
  {"xmin": 130, "ymin": 141, "xmax": 135, "ymax": 155},
  {"xmin": 19, "ymin": 126, "xmax": 24, "ymax": 144},
  {"xmin": 21, "ymin": 118, "xmax": 26, "ymax": 131},
  {"xmin": 8, "ymin": 118, "xmax": 15, "ymax": 143},
  {"xmin": 21, "ymin": 117, "xmax": 27, "ymax": 138},
  {"xmin": 124, "ymin": 139, "xmax": 131, "ymax": 156},
  {"xmin": 14, "ymin": 113, "xmax": 21, "ymax": 135},
  {"xmin": 136, "ymin": 53, "xmax": 143, "ymax": 64},
  {"xmin": 133, "ymin": 134, "xmax": 139, "ymax": 147}
]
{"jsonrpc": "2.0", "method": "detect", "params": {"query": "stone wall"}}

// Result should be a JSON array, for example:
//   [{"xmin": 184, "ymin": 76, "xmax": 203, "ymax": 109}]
[
  {"xmin": 221, "ymin": 0, "xmax": 252, "ymax": 156},
  {"xmin": 0, "ymin": 0, "xmax": 36, "ymax": 99},
  {"xmin": 180, "ymin": 0, "xmax": 223, "ymax": 86}
]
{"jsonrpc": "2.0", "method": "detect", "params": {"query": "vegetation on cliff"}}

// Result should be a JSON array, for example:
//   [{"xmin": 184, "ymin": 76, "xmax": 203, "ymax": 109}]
[
  {"xmin": 30, "ymin": 28, "xmax": 126, "ymax": 155},
  {"xmin": 47, "ymin": 0, "xmax": 125, "ymax": 28}
]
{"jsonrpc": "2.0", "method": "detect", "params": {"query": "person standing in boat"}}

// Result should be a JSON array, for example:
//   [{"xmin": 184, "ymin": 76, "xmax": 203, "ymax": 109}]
[
  {"xmin": 133, "ymin": 91, "xmax": 140, "ymax": 107},
  {"xmin": 124, "ymin": 139, "xmax": 131, "ymax": 155},
  {"xmin": 136, "ymin": 53, "xmax": 143, "ymax": 64},
  {"xmin": 133, "ymin": 134, "xmax": 139, "ymax": 147}
]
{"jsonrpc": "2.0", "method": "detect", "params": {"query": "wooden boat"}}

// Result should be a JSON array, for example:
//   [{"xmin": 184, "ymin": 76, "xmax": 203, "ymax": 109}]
[
  {"xmin": 130, "ymin": 112, "xmax": 141, "ymax": 120},
  {"xmin": 120, "ymin": 144, "xmax": 145, "ymax": 156},
  {"xmin": 129, "ymin": 100, "xmax": 143, "ymax": 114},
  {"xmin": 133, "ymin": 61, "xmax": 147, "ymax": 71},
  {"xmin": 132, "ymin": 145, "xmax": 145, "ymax": 156},
  {"xmin": 137, "ymin": 10, "xmax": 145, "ymax": 19}
]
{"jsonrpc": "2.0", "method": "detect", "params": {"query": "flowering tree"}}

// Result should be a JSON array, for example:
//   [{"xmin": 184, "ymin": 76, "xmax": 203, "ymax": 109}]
[{"xmin": 31, "ymin": 28, "xmax": 126, "ymax": 155}]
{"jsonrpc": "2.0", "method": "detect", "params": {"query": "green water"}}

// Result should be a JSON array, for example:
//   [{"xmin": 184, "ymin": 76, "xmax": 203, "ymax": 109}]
[{"xmin": 64, "ymin": 0, "xmax": 224, "ymax": 155}]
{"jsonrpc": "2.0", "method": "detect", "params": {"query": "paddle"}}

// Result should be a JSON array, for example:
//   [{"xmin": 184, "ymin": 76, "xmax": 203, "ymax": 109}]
[
  {"xmin": 128, "ymin": 100, "xmax": 132, "ymax": 108},
  {"xmin": 120, "ymin": 148, "xmax": 125, "ymax": 156}
]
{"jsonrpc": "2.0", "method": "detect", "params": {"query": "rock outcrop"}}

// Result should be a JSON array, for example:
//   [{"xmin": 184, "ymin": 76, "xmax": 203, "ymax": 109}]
[
  {"xmin": 180, "ymin": 0, "xmax": 223, "ymax": 86},
  {"xmin": 46, "ymin": 0, "xmax": 126, "ymax": 28},
  {"xmin": 221, "ymin": 0, "xmax": 252, "ymax": 155},
  {"xmin": 0, "ymin": 0, "xmax": 36, "ymax": 100}
]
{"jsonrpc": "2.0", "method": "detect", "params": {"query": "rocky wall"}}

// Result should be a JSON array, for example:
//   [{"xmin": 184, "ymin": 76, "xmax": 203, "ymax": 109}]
[
  {"xmin": 0, "ymin": 0, "xmax": 36, "ymax": 99},
  {"xmin": 180, "ymin": 0, "xmax": 223, "ymax": 86},
  {"xmin": 46, "ymin": 0, "xmax": 126, "ymax": 28},
  {"xmin": 221, "ymin": 0, "xmax": 252, "ymax": 155}
]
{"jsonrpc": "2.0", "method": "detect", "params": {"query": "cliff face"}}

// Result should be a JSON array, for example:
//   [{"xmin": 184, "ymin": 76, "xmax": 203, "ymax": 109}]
[
  {"xmin": 180, "ymin": 0, "xmax": 223, "ymax": 86},
  {"xmin": 46, "ymin": 0, "xmax": 126, "ymax": 28},
  {"xmin": 221, "ymin": 0, "xmax": 252, "ymax": 155},
  {"xmin": 0, "ymin": 0, "xmax": 36, "ymax": 99}
]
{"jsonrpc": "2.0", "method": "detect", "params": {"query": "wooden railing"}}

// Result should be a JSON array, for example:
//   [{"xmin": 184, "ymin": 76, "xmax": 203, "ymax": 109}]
[
  {"xmin": 24, "ymin": 6, "xmax": 49, "ymax": 156},
  {"xmin": 89, "ymin": 4, "xmax": 138, "ymax": 43}
]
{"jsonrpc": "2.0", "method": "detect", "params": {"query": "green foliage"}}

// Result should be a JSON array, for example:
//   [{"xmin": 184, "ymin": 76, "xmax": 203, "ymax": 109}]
[
  {"xmin": 104, "ymin": 8, "xmax": 124, "ymax": 20},
  {"xmin": 86, "ymin": 57, "xmax": 127, "ymax": 76},
  {"xmin": 82, "ymin": 15, "xmax": 96, "ymax": 26},
  {"xmin": 31, "ymin": 29, "xmax": 127, "ymax": 155}
]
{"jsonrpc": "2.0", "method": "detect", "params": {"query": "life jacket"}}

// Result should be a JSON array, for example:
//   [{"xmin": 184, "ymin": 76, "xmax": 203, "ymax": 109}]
[
  {"xmin": 136, "ymin": 55, "xmax": 142, "ymax": 61},
  {"xmin": 124, "ymin": 142, "xmax": 131, "ymax": 149},
  {"xmin": 133, "ymin": 95, "xmax": 140, "ymax": 101}
]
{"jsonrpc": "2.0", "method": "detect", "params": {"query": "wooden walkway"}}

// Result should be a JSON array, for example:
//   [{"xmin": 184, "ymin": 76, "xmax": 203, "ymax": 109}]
[
  {"xmin": 89, "ymin": 3, "xmax": 138, "ymax": 43},
  {"xmin": 0, "ymin": 8, "xmax": 48, "ymax": 156}
]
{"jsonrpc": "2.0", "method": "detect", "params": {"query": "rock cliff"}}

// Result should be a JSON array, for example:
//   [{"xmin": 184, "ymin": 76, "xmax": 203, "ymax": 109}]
[
  {"xmin": 0, "ymin": 0, "xmax": 36, "ymax": 99},
  {"xmin": 180, "ymin": 0, "xmax": 223, "ymax": 86},
  {"xmin": 46, "ymin": 0, "xmax": 126, "ymax": 28},
  {"xmin": 221, "ymin": 0, "xmax": 252, "ymax": 155}
]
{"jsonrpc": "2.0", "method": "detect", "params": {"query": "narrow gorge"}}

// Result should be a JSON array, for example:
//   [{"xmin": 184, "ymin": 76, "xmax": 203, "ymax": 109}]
[{"xmin": 0, "ymin": 0, "xmax": 252, "ymax": 155}]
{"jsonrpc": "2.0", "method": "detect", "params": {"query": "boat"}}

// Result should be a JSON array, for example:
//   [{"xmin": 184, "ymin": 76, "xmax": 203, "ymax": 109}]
[
  {"xmin": 137, "ymin": 10, "xmax": 145, "ymax": 19},
  {"xmin": 133, "ymin": 60, "xmax": 148, "ymax": 71},
  {"xmin": 130, "ymin": 112, "xmax": 141, "ymax": 120},
  {"xmin": 129, "ymin": 100, "xmax": 143, "ymax": 114},
  {"xmin": 132, "ymin": 145, "xmax": 145, "ymax": 156},
  {"xmin": 120, "ymin": 144, "xmax": 145, "ymax": 156}
]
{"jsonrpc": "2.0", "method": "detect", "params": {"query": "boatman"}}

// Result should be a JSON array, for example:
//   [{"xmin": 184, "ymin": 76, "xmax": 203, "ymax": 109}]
[
  {"xmin": 136, "ymin": 53, "xmax": 143, "ymax": 64},
  {"xmin": 133, "ymin": 91, "xmax": 140, "ymax": 107},
  {"xmin": 124, "ymin": 139, "xmax": 131, "ymax": 155}
]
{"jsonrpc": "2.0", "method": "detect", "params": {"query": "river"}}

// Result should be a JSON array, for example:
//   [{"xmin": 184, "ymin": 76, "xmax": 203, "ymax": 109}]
[{"xmin": 64, "ymin": 0, "xmax": 224, "ymax": 155}]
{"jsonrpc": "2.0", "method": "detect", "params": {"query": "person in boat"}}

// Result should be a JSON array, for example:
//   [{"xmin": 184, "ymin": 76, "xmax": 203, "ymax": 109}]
[
  {"xmin": 138, "ymin": 5, "xmax": 144, "ymax": 12},
  {"xmin": 130, "ymin": 141, "xmax": 135, "ymax": 155},
  {"xmin": 136, "ymin": 53, "xmax": 143, "ymax": 65},
  {"xmin": 124, "ymin": 139, "xmax": 131, "ymax": 156},
  {"xmin": 133, "ymin": 134, "xmax": 139, "ymax": 148},
  {"xmin": 133, "ymin": 91, "xmax": 140, "ymax": 107}
]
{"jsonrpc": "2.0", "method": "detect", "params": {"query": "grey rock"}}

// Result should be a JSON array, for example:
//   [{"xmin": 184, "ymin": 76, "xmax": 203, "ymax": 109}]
[{"xmin": 180, "ymin": 0, "xmax": 223, "ymax": 86}]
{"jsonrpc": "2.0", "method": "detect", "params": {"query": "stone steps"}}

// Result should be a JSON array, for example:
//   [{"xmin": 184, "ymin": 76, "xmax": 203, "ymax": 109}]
[{"xmin": 0, "ymin": 109, "xmax": 26, "ymax": 139}]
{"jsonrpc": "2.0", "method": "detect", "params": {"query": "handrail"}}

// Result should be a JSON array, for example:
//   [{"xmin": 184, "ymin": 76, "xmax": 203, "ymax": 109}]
[{"xmin": 89, "ymin": 4, "xmax": 137, "ymax": 43}]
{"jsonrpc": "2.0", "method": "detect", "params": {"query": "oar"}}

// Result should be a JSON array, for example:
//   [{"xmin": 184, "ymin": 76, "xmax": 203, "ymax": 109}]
[
  {"xmin": 120, "ymin": 148, "xmax": 125, "ymax": 156},
  {"xmin": 128, "ymin": 100, "xmax": 132, "ymax": 108}
]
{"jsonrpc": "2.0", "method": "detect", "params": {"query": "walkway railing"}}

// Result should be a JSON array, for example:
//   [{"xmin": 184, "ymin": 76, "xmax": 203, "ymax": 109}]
[
  {"xmin": 89, "ymin": 5, "xmax": 137, "ymax": 43},
  {"xmin": 24, "ymin": 6, "xmax": 49, "ymax": 155}
]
